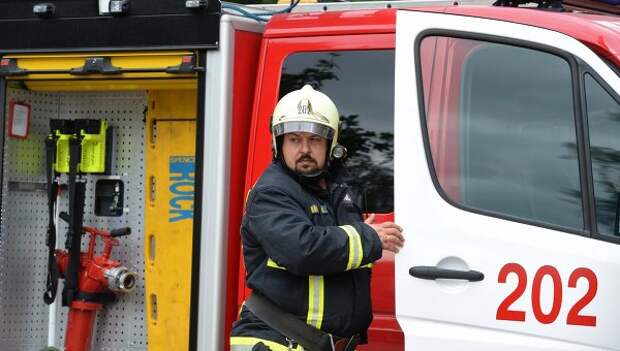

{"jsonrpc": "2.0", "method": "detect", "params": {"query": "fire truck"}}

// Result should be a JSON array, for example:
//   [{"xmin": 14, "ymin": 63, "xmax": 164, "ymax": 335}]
[{"xmin": 0, "ymin": 0, "xmax": 618, "ymax": 350}]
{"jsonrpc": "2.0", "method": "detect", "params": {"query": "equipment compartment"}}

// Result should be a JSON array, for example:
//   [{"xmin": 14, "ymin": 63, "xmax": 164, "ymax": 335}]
[{"xmin": 0, "ymin": 88, "xmax": 148, "ymax": 350}]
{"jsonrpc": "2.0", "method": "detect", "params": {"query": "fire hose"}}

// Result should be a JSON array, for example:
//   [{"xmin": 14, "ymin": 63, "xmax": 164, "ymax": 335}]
[{"xmin": 55, "ymin": 212, "xmax": 137, "ymax": 351}]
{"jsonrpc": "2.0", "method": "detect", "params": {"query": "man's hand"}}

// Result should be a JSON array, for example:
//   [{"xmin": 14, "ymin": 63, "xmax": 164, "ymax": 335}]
[{"xmin": 364, "ymin": 213, "xmax": 405, "ymax": 253}]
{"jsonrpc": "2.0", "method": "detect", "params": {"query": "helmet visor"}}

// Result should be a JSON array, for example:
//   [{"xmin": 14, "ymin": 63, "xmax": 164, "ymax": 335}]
[{"xmin": 273, "ymin": 121, "xmax": 335, "ymax": 139}]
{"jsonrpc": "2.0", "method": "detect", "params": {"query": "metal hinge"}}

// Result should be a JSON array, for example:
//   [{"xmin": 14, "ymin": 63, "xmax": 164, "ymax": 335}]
[
  {"xmin": 166, "ymin": 54, "xmax": 202, "ymax": 74},
  {"xmin": 70, "ymin": 57, "xmax": 121, "ymax": 75},
  {"xmin": 0, "ymin": 58, "xmax": 27, "ymax": 77}
]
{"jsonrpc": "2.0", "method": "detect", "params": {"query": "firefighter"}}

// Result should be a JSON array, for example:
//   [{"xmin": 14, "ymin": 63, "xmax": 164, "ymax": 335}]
[{"xmin": 230, "ymin": 85, "xmax": 404, "ymax": 351}]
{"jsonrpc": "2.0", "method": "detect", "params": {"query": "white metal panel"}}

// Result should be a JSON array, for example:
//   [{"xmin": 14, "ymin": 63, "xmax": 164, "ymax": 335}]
[
  {"xmin": 196, "ymin": 14, "xmax": 264, "ymax": 351},
  {"xmin": 394, "ymin": 10, "xmax": 620, "ymax": 351}
]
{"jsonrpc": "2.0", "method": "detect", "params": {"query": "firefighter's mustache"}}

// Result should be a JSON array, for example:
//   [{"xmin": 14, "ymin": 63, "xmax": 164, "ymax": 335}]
[{"xmin": 297, "ymin": 155, "xmax": 316, "ymax": 164}]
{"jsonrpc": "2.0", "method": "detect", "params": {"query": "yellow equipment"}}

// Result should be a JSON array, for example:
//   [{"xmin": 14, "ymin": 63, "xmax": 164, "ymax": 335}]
[{"xmin": 144, "ymin": 90, "xmax": 197, "ymax": 351}]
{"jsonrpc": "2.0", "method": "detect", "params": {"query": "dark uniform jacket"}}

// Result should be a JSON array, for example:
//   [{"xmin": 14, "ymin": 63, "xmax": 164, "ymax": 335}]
[{"xmin": 231, "ymin": 161, "xmax": 383, "ymax": 348}]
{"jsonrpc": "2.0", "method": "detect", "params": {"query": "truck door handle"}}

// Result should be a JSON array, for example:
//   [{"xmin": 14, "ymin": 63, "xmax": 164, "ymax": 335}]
[{"xmin": 409, "ymin": 266, "xmax": 484, "ymax": 282}]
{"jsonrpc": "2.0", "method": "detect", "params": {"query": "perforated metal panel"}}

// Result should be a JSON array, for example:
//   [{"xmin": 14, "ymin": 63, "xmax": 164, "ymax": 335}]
[
  {"xmin": 0, "ymin": 90, "xmax": 59, "ymax": 351},
  {"xmin": 0, "ymin": 89, "xmax": 148, "ymax": 350}
]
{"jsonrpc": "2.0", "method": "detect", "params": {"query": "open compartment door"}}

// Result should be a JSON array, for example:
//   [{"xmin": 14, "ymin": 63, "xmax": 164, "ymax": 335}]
[
  {"xmin": 394, "ymin": 9, "xmax": 620, "ymax": 351},
  {"xmin": 0, "ymin": 57, "xmax": 199, "ymax": 351}
]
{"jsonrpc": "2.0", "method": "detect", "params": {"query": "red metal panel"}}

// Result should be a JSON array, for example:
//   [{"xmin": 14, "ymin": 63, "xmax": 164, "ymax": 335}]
[
  {"xmin": 237, "ymin": 31, "xmax": 273, "ymax": 312},
  {"xmin": 265, "ymin": 9, "xmax": 396, "ymax": 38},
  {"xmin": 366, "ymin": 213, "xmax": 396, "ymax": 317},
  {"xmin": 419, "ymin": 6, "xmax": 620, "ymax": 67},
  {"xmin": 243, "ymin": 32, "xmax": 403, "ymax": 351},
  {"xmin": 358, "ymin": 213, "xmax": 404, "ymax": 351},
  {"xmin": 225, "ymin": 29, "xmax": 263, "ymax": 351},
  {"xmin": 265, "ymin": 6, "xmax": 620, "ymax": 67}
]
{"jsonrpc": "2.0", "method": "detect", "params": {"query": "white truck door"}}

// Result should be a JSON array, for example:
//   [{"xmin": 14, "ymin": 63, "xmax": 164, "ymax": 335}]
[{"xmin": 394, "ymin": 10, "xmax": 620, "ymax": 351}]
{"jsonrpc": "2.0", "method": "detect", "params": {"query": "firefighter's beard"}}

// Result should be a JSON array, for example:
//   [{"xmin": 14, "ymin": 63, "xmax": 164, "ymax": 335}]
[{"xmin": 295, "ymin": 154, "xmax": 323, "ymax": 177}]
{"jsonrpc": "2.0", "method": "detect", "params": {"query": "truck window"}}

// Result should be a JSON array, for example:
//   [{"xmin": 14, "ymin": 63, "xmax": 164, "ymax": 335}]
[
  {"xmin": 279, "ymin": 50, "xmax": 395, "ymax": 213},
  {"xmin": 585, "ymin": 73, "xmax": 620, "ymax": 237},
  {"xmin": 420, "ymin": 36, "xmax": 583, "ymax": 231}
]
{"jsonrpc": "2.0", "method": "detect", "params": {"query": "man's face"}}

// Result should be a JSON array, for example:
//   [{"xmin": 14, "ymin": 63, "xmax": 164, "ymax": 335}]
[{"xmin": 282, "ymin": 132, "xmax": 328, "ymax": 176}]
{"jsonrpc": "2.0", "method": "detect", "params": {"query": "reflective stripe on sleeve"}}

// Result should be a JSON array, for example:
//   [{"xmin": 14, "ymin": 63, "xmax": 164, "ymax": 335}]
[
  {"xmin": 306, "ymin": 275, "xmax": 325, "ymax": 329},
  {"xmin": 230, "ymin": 336, "xmax": 304, "ymax": 351},
  {"xmin": 266, "ymin": 258, "xmax": 287, "ymax": 270},
  {"xmin": 340, "ymin": 225, "xmax": 363, "ymax": 270}
]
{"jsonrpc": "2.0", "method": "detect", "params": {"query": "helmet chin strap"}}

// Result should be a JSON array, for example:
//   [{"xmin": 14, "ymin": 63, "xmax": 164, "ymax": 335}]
[
  {"xmin": 298, "ymin": 168, "xmax": 326, "ymax": 180},
  {"xmin": 296, "ymin": 144, "xmax": 334, "ymax": 181},
  {"xmin": 296, "ymin": 168, "xmax": 329, "ymax": 194}
]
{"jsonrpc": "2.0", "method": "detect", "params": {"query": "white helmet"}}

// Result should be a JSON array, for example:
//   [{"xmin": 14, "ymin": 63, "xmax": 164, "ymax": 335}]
[{"xmin": 271, "ymin": 84, "xmax": 341, "ymax": 159}]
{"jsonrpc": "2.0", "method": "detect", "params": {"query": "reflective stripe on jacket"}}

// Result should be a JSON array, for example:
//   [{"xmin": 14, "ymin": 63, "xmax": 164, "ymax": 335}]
[{"xmin": 230, "ymin": 336, "xmax": 304, "ymax": 351}]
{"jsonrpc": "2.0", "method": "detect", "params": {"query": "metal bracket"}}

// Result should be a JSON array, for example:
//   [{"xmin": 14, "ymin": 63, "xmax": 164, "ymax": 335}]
[
  {"xmin": 166, "ymin": 55, "xmax": 201, "ymax": 74},
  {"xmin": 7, "ymin": 181, "xmax": 47, "ymax": 192},
  {"xmin": 70, "ymin": 57, "xmax": 121, "ymax": 75},
  {"xmin": 33, "ymin": 3, "xmax": 56, "ymax": 18},
  {"xmin": 0, "ymin": 58, "xmax": 28, "ymax": 77},
  {"xmin": 186, "ymin": 0, "xmax": 209, "ymax": 10}
]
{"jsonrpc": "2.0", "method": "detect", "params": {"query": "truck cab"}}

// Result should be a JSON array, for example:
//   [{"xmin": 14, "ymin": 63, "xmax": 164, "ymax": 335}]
[{"xmin": 237, "ymin": 5, "xmax": 620, "ymax": 351}]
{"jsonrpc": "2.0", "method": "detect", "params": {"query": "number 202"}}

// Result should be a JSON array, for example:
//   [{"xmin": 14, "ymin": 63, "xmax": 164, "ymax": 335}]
[{"xmin": 496, "ymin": 263, "xmax": 597, "ymax": 326}]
